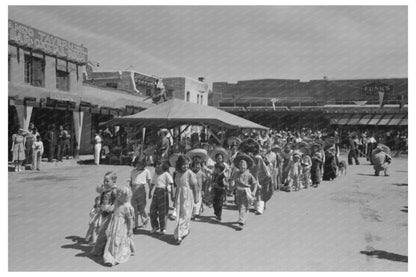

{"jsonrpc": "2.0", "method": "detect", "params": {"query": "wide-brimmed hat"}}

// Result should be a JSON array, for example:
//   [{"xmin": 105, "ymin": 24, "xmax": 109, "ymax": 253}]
[
  {"xmin": 186, "ymin": 148, "xmax": 208, "ymax": 162},
  {"xmin": 311, "ymin": 142, "xmax": 322, "ymax": 151},
  {"xmin": 298, "ymin": 147, "xmax": 311, "ymax": 156},
  {"xmin": 292, "ymin": 150, "xmax": 302, "ymax": 158},
  {"xmin": 233, "ymin": 153, "xmax": 254, "ymax": 169},
  {"xmin": 210, "ymin": 147, "xmax": 229, "ymax": 161},
  {"xmin": 239, "ymin": 138, "xmax": 260, "ymax": 154},
  {"xmin": 271, "ymin": 144, "xmax": 282, "ymax": 153},
  {"xmin": 168, "ymin": 153, "xmax": 181, "ymax": 167},
  {"xmin": 227, "ymin": 136, "xmax": 242, "ymax": 147}
]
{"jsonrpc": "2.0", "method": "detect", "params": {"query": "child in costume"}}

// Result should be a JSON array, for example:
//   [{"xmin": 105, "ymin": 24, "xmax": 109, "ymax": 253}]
[
  {"xmin": 103, "ymin": 186, "xmax": 135, "ymax": 266},
  {"xmin": 311, "ymin": 152, "xmax": 323, "ymax": 188},
  {"xmin": 287, "ymin": 151, "xmax": 303, "ymax": 191},
  {"xmin": 230, "ymin": 154, "xmax": 258, "ymax": 229},
  {"xmin": 300, "ymin": 152, "xmax": 312, "ymax": 189},
  {"xmin": 90, "ymin": 172, "xmax": 118, "ymax": 256},
  {"xmin": 190, "ymin": 157, "xmax": 207, "ymax": 220},
  {"xmin": 212, "ymin": 163, "xmax": 228, "ymax": 221}
]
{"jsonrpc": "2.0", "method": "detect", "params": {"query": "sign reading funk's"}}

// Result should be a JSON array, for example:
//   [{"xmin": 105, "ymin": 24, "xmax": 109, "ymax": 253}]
[
  {"xmin": 362, "ymin": 82, "xmax": 393, "ymax": 95},
  {"xmin": 8, "ymin": 19, "xmax": 88, "ymax": 64}
]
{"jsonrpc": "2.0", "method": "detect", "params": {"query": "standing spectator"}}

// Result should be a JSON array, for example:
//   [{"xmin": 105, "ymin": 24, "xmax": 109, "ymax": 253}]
[
  {"xmin": 94, "ymin": 130, "xmax": 103, "ymax": 165},
  {"xmin": 348, "ymin": 135, "xmax": 360, "ymax": 165},
  {"xmin": 62, "ymin": 125, "xmax": 71, "ymax": 159},
  {"xmin": 11, "ymin": 128, "xmax": 26, "ymax": 172},
  {"xmin": 24, "ymin": 123, "xmax": 36, "ymax": 167},
  {"xmin": 45, "ymin": 125, "xmax": 56, "ymax": 162},
  {"xmin": 56, "ymin": 125, "xmax": 65, "ymax": 162},
  {"xmin": 32, "ymin": 135, "xmax": 44, "ymax": 171}
]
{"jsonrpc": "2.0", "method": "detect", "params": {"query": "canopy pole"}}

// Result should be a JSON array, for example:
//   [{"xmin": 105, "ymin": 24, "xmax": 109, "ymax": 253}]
[
  {"xmin": 176, "ymin": 124, "xmax": 191, "ymax": 139},
  {"xmin": 205, "ymin": 125, "xmax": 221, "ymax": 145},
  {"xmin": 141, "ymin": 127, "xmax": 146, "ymax": 155}
]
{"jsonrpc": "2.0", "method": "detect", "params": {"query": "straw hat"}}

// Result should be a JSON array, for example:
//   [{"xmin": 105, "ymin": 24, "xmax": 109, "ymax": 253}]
[
  {"xmin": 271, "ymin": 144, "xmax": 282, "ymax": 153},
  {"xmin": 227, "ymin": 136, "xmax": 242, "ymax": 147},
  {"xmin": 210, "ymin": 147, "xmax": 229, "ymax": 161},
  {"xmin": 186, "ymin": 148, "xmax": 208, "ymax": 162},
  {"xmin": 233, "ymin": 153, "xmax": 254, "ymax": 169},
  {"xmin": 239, "ymin": 138, "xmax": 260, "ymax": 154}
]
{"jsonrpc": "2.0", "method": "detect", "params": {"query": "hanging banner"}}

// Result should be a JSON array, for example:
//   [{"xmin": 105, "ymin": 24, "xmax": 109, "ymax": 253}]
[{"xmin": 8, "ymin": 19, "xmax": 88, "ymax": 64}]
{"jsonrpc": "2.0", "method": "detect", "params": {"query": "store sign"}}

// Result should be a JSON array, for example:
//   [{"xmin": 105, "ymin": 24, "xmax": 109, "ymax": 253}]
[
  {"xmin": 50, "ymin": 92, "xmax": 79, "ymax": 102},
  {"xmin": 8, "ymin": 19, "xmax": 88, "ymax": 64},
  {"xmin": 134, "ymin": 72, "xmax": 159, "ymax": 88},
  {"xmin": 362, "ymin": 82, "xmax": 392, "ymax": 95}
]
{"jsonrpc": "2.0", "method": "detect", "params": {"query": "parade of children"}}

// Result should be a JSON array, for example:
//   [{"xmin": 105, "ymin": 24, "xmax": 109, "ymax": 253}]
[{"xmin": 15, "ymin": 124, "xmax": 389, "ymax": 266}]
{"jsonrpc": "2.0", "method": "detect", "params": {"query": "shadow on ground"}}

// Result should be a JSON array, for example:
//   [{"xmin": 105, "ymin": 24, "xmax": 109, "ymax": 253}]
[
  {"xmin": 360, "ymin": 249, "xmax": 408, "ymax": 263},
  {"xmin": 132, "ymin": 228, "xmax": 178, "ymax": 245},
  {"xmin": 196, "ymin": 215, "xmax": 241, "ymax": 231},
  {"xmin": 61, "ymin": 235, "xmax": 105, "ymax": 266},
  {"xmin": 392, "ymin": 183, "xmax": 408, "ymax": 187}
]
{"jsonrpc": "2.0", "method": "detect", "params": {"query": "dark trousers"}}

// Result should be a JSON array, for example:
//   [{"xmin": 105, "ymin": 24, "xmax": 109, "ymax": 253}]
[
  {"xmin": 47, "ymin": 142, "xmax": 56, "ymax": 161},
  {"xmin": 348, "ymin": 149, "xmax": 360, "ymax": 165},
  {"xmin": 57, "ymin": 139, "xmax": 70, "ymax": 161},
  {"xmin": 213, "ymin": 187, "xmax": 225, "ymax": 218},
  {"xmin": 150, "ymin": 188, "xmax": 169, "ymax": 230}
]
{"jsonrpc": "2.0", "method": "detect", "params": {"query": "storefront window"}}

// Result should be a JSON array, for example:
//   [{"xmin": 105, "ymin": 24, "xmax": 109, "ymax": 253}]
[
  {"xmin": 56, "ymin": 70, "xmax": 70, "ymax": 91},
  {"xmin": 24, "ymin": 54, "xmax": 45, "ymax": 87}
]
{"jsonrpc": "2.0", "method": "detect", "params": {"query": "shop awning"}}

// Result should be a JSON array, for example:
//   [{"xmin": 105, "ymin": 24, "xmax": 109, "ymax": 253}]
[
  {"xmin": 367, "ymin": 114, "xmax": 383, "ymax": 125},
  {"xmin": 330, "ymin": 113, "xmax": 407, "ymax": 126},
  {"xmin": 377, "ymin": 114, "xmax": 394, "ymax": 125}
]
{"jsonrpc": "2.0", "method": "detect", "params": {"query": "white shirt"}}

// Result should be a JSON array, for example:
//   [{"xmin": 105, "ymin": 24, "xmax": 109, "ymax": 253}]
[
  {"xmin": 152, "ymin": 172, "xmax": 173, "ymax": 189},
  {"xmin": 130, "ymin": 168, "xmax": 151, "ymax": 189}
]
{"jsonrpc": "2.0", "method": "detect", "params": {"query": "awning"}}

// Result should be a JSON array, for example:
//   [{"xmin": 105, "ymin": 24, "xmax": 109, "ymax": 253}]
[
  {"xmin": 346, "ymin": 114, "xmax": 364, "ymax": 125},
  {"xmin": 399, "ymin": 117, "xmax": 408, "ymax": 126},
  {"xmin": 367, "ymin": 114, "xmax": 383, "ymax": 125},
  {"xmin": 331, "ymin": 114, "xmax": 353, "ymax": 125},
  {"xmin": 357, "ymin": 114, "xmax": 373, "ymax": 125},
  {"xmin": 377, "ymin": 114, "xmax": 394, "ymax": 125},
  {"xmin": 387, "ymin": 114, "xmax": 407, "ymax": 126}
]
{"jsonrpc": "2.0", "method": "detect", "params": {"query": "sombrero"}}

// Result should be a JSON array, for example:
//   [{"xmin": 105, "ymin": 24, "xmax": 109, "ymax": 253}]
[
  {"xmin": 233, "ymin": 153, "xmax": 254, "ymax": 169},
  {"xmin": 375, "ymin": 143, "xmax": 391, "ymax": 154},
  {"xmin": 297, "ymin": 147, "xmax": 311, "ymax": 156},
  {"xmin": 227, "ymin": 136, "xmax": 242, "ymax": 147},
  {"xmin": 311, "ymin": 142, "xmax": 322, "ymax": 151},
  {"xmin": 168, "ymin": 153, "xmax": 181, "ymax": 167},
  {"xmin": 239, "ymin": 138, "xmax": 260, "ymax": 154},
  {"xmin": 295, "ymin": 142, "xmax": 310, "ymax": 150},
  {"xmin": 210, "ymin": 147, "xmax": 229, "ymax": 161},
  {"xmin": 324, "ymin": 136, "xmax": 336, "ymax": 147},
  {"xmin": 186, "ymin": 148, "xmax": 208, "ymax": 162},
  {"xmin": 292, "ymin": 150, "xmax": 302, "ymax": 158},
  {"xmin": 271, "ymin": 144, "xmax": 282, "ymax": 153}
]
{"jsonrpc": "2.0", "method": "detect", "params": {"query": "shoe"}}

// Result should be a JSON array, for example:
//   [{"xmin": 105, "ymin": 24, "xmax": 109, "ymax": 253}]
[
  {"xmin": 191, "ymin": 216, "xmax": 196, "ymax": 221},
  {"xmin": 151, "ymin": 228, "xmax": 158, "ymax": 234},
  {"xmin": 143, "ymin": 217, "xmax": 149, "ymax": 226},
  {"xmin": 160, "ymin": 229, "xmax": 166, "ymax": 235},
  {"xmin": 176, "ymin": 239, "xmax": 182, "ymax": 245},
  {"xmin": 216, "ymin": 216, "xmax": 222, "ymax": 222}
]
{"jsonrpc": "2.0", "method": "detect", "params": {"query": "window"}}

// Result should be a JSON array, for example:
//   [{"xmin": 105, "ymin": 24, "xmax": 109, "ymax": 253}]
[
  {"xmin": 197, "ymin": 94, "xmax": 200, "ymax": 104},
  {"xmin": 146, "ymin": 89, "xmax": 152, "ymax": 97},
  {"xmin": 106, "ymin": 82, "xmax": 118, "ymax": 89},
  {"xmin": 186, "ymin": 91, "xmax": 190, "ymax": 102},
  {"xmin": 200, "ymin": 95, "xmax": 203, "ymax": 105},
  {"xmin": 24, "ymin": 54, "xmax": 45, "ymax": 87},
  {"xmin": 56, "ymin": 70, "xmax": 70, "ymax": 91}
]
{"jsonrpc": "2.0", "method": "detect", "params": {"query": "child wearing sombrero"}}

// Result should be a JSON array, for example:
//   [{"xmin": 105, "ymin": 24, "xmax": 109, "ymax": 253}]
[
  {"xmin": 230, "ymin": 154, "xmax": 258, "ymax": 229},
  {"xmin": 286, "ymin": 151, "xmax": 303, "ymax": 191}
]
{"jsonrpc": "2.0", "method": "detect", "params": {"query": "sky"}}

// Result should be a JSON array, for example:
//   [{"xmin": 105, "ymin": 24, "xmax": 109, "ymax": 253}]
[{"xmin": 8, "ymin": 5, "xmax": 408, "ymax": 85}]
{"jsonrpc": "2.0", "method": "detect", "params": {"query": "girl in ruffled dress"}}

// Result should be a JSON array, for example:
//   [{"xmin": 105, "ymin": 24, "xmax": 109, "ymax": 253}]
[{"xmin": 103, "ymin": 186, "xmax": 135, "ymax": 266}]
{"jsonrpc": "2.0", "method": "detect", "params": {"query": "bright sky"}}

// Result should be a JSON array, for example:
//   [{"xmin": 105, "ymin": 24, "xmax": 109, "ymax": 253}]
[{"xmin": 8, "ymin": 5, "xmax": 408, "ymax": 85}]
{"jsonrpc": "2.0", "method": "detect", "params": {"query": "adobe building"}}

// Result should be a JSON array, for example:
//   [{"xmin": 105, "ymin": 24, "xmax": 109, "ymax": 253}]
[
  {"xmin": 162, "ymin": 77, "xmax": 209, "ymax": 105},
  {"xmin": 211, "ymin": 78, "xmax": 408, "ymax": 130},
  {"xmin": 8, "ymin": 19, "xmax": 153, "ymax": 156}
]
